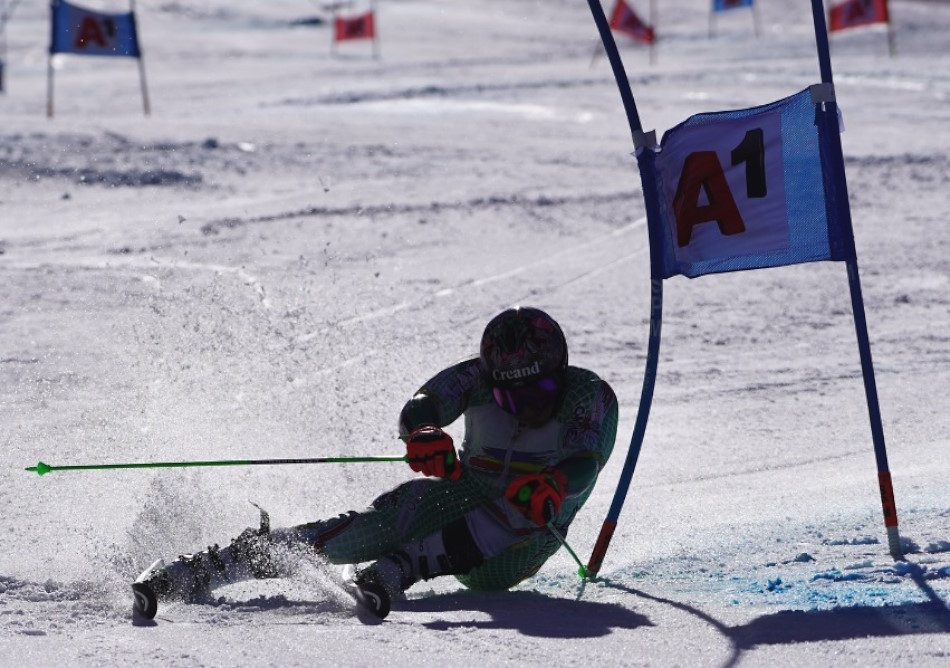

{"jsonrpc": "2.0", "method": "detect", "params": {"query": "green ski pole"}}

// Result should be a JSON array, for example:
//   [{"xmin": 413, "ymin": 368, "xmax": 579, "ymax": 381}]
[
  {"xmin": 547, "ymin": 521, "xmax": 588, "ymax": 579},
  {"xmin": 26, "ymin": 455, "xmax": 407, "ymax": 477}
]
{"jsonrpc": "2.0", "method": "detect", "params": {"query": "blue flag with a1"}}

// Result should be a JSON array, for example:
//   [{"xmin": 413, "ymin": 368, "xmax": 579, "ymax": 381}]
[
  {"xmin": 50, "ymin": 0, "xmax": 142, "ymax": 58},
  {"xmin": 643, "ymin": 87, "xmax": 850, "ymax": 279}
]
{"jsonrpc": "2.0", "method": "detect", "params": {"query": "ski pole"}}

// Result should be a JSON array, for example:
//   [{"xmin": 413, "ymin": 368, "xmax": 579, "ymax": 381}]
[
  {"xmin": 25, "ymin": 455, "xmax": 407, "ymax": 477},
  {"xmin": 546, "ymin": 521, "xmax": 588, "ymax": 579}
]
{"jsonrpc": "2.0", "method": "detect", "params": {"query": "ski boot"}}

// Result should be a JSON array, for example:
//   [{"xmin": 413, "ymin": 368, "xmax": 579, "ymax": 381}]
[
  {"xmin": 132, "ymin": 507, "xmax": 278, "ymax": 620},
  {"xmin": 131, "ymin": 579, "xmax": 158, "ymax": 621},
  {"xmin": 131, "ymin": 548, "xmax": 223, "ymax": 620},
  {"xmin": 346, "ymin": 551, "xmax": 417, "ymax": 620},
  {"xmin": 345, "ymin": 520, "xmax": 484, "ymax": 620},
  {"xmin": 348, "ymin": 572, "xmax": 391, "ymax": 619}
]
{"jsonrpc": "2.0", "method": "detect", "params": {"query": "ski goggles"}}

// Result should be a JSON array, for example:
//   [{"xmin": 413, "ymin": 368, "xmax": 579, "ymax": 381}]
[{"xmin": 492, "ymin": 376, "xmax": 560, "ymax": 416}]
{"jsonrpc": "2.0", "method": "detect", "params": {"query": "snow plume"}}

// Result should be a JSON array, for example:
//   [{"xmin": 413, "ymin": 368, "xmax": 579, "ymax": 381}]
[
  {"xmin": 82, "ymin": 471, "xmax": 355, "ymax": 619},
  {"xmin": 111, "ymin": 472, "xmax": 226, "ymax": 577}
]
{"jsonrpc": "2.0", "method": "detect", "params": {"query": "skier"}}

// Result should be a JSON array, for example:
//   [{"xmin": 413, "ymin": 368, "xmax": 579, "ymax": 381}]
[{"xmin": 133, "ymin": 306, "xmax": 618, "ymax": 620}]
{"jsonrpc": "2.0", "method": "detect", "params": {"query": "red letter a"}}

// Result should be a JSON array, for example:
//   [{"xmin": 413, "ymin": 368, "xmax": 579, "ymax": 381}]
[
  {"xmin": 672, "ymin": 151, "xmax": 745, "ymax": 248},
  {"xmin": 76, "ymin": 17, "xmax": 107, "ymax": 49}
]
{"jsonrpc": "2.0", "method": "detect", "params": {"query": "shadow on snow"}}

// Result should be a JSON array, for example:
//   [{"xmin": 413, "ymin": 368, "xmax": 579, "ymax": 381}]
[
  {"xmin": 401, "ymin": 589, "xmax": 652, "ymax": 638},
  {"xmin": 600, "ymin": 562, "xmax": 950, "ymax": 668}
]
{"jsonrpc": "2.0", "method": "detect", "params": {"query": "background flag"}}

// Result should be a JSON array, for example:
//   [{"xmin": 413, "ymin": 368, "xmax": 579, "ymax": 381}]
[
  {"xmin": 50, "ymin": 0, "xmax": 141, "ymax": 58},
  {"xmin": 334, "ymin": 11, "xmax": 375, "ymax": 42},
  {"xmin": 609, "ymin": 0, "xmax": 655, "ymax": 44},
  {"xmin": 829, "ymin": 0, "xmax": 889, "ymax": 33},
  {"xmin": 645, "ymin": 87, "xmax": 849, "ymax": 279},
  {"xmin": 712, "ymin": 0, "xmax": 753, "ymax": 11}
]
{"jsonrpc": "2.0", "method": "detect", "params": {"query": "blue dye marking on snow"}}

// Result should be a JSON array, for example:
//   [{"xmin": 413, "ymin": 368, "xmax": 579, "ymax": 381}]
[
  {"xmin": 811, "ymin": 570, "xmax": 867, "ymax": 583},
  {"xmin": 766, "ymin": 577, "xmax": 790, "ymax": 592}
]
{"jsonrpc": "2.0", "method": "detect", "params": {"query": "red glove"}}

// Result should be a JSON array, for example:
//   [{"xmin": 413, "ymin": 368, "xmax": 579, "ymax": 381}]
[
  {"xmin": 406, "ymin": 426, "xmax": 462, "ymax": 480},
  {"xmin": 505, "ymin": 469, "xmax": 568, "ymax": 526}
]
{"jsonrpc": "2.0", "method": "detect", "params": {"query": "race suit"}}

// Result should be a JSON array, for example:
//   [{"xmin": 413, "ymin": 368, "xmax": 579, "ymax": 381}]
[{"xmin": 286, "ymin": 358, "xmax": 618, "ymax": 590}]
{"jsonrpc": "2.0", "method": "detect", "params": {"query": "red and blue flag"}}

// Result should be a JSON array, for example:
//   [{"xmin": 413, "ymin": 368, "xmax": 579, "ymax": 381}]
[{"xmin": 49, "ymin": 0, "xmax": 141, "ymax": 58}]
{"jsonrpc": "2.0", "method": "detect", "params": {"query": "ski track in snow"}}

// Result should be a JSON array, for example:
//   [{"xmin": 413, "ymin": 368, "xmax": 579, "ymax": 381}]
[{"xmin": 295, "ymin": 215, "xmax": 646, "ymax": 341}]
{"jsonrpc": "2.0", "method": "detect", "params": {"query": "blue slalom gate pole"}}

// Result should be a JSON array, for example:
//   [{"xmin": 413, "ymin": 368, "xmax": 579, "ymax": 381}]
[
  {"xmin": 809, "ymin": 0, "xmax": 901, "ymax": 557},
  {"xmin": 586, "ymin": 0, "xmax": 643, "ymax": 132},
  {"xmin": 584, "ymin": 0, "xmax": 904, "ymax": 577},
  {"xmin": 583, "ymin": 0, "xmax": 664, "ymax": 578}
]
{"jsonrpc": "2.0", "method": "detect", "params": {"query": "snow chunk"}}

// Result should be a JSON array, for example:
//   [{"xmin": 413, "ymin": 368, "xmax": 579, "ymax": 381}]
[
  {"xmin": 925, "ymin": 540, "xmax": 950, "ymax": 554},
  {"xmin": 823, "ymin": 536, "xmax": 879, "ymax": 546}
]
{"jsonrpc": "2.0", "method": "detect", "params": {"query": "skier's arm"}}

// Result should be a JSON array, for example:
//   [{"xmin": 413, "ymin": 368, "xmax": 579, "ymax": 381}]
[
  {"xmin": 550, "ymin": 455, "xmax": 601, "ymax": 502},
  {"xmin": 405, "ymin": 426, "xmax": 462, "ymax": 480},
  {"xmin": 551, "ymin": 376, "xmax": 619, "ymax": 501},
  {"xmin": 399, "ymin": 392, "xmax": 441, "ymax": 435},
  {"xmin": 398, "ymin": 358, "xmax": 481, "ymax": 438}
]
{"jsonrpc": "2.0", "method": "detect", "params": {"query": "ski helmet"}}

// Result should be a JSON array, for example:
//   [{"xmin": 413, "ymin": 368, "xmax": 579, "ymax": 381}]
[{"xmin": 479, "ymin": 307, "xmax": 568, "ymax": 419}]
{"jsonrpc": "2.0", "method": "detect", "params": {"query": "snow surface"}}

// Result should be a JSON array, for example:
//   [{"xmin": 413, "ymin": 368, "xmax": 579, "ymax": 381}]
[{"xmin": 2, "ymin": 0, "xmax": 949, "ymax": 665}]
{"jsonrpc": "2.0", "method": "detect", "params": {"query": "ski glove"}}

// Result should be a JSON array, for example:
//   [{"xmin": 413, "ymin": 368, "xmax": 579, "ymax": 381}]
[
  {"xmin": 505, "ymin": 469, "xmax": 568, "ymax": 526},
  {"xmin": 406, "ymin": 426, "xmax": 462, "ymax": 480}
]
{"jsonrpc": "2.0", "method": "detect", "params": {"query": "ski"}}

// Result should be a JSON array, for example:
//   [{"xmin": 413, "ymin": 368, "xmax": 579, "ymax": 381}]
[
  {"xmin": 132, "ymin": 581, "xmax": 158, "ymax": 621},
  {"xmin": 340, "ymin": 564, "xmax": 391, "ymax": 620},
  {"xmin": 344, "ymin": 578, "xmax": 391, "ymax": 620},
  {"xmin": 130, "ymin": 563, "xmax": 392, "ymax": 622}
]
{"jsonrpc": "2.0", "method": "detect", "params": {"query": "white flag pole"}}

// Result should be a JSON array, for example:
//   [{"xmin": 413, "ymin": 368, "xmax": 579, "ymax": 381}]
[
  {"xmin": 130, "ymin": 0, "xmax": 150, "ymax": 115},
  {"xmin": 372, "ymin": 0, "xmax": 379, "ymax": 59},
  {"xmin": 649, "ymin": 0, "xmax": 657, "ymax": 65},
  {"xmin": 1, "ymin": 0, "xmax": 7, "ymax": 93},
  {"xmin": 47, "ymin": 0, "xmax": 59, "ymax": 118}
]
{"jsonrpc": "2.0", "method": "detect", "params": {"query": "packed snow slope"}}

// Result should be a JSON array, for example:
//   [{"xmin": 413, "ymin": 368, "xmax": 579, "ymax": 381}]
[{"xmin": 1, "ymin": 0, "xmax": 949, "ymax": 665}]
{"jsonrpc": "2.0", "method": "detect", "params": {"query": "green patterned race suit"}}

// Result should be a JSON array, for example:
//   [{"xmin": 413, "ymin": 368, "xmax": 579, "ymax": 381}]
[{"xmin": 297, "ymin": 359, "xmax": 618, "ymax": 590}]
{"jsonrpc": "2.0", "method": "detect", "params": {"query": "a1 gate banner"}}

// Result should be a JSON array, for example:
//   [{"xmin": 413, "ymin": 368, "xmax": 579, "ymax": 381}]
[
  {"xmin": 50, "ymin": 0, "xmax": 141, "ymax": 57},
  {"xmin": 649, "ymin": 88, "xmax": 848, "ymax": 279}
]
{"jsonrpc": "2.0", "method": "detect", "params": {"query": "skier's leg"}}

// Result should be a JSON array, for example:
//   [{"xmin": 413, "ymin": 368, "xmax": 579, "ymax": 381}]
[
  {"xmin": 356, "ymin": 499, "xmax": 566, "ymax": 600},
  {"xmin": 346, "ymin": 512, "xmax": 487, "ymax": 618},
  {"xmin": 453, "ymin": 492, "xmax": 583, "ymax": 591},
  {"xmin": 135, "ymin": 474, "xmax": 492, "ymax": 605},
  {"xmin": 134, "ymin": 519, "xmax": 283, "ymax": 606},
  {"xmin": 353, "ymin": 503, "xmax": 524, "ymax": 600},
  {"xmin": 455, "ymin": 520, "xmax": 563, "ymax": 591},
  {"xmin": 455, "ymin": 534, "xmax": 560, "ymax": 591},
  {"xmin": 355, "ymin": 511, "xmax": 487, "ymax": 591},
  {"xmin": 456, "ymin": 481, "xmax": 590, "ymax": 591},
  {"xmin": 283, "ymin": 473, "xmax": 492, "ymax": 565}
]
